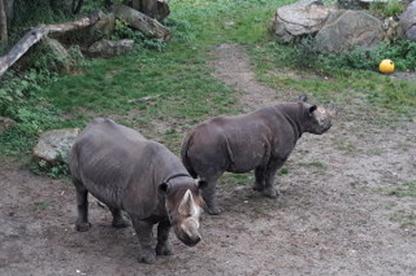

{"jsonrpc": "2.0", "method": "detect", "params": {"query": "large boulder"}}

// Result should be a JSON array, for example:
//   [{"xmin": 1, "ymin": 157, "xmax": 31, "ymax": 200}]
[
  {"xmin": 315, "ymin": 10, "xmax": 384, "ymax": 52},
  {"xmin": 86, "ymin": 39, "xmax": 134, "ymax": 58},
  {"xmin": 400, "ymin": 0, "xmax": 416, "ymax": 41},
  {"xmin": 271, "ymin": 0, "xmax": 335, "ymax": 43},
  {"xmin": 33, "ymin": 128, "xmax": 80, "ymax": 165}
]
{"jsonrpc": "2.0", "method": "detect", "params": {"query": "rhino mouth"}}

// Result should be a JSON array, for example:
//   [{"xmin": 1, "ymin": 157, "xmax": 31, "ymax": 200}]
[{"xmin": 178, "ymin": 233, "xmax": 201, "ymax": 247}]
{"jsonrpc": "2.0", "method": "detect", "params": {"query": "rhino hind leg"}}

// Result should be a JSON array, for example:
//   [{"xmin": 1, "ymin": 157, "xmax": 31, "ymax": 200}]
[
  {"xmin": 74, "ymin": 179, "xmax": 91, "ymax": 232},
  {"xmin": 131, "ymin": 216, "xmax": 156, "ymax": 264},
  {"xmin": 262, "ymin": 159, "xmax": 284, "ymax": 199},
  {"xmin": 202, "ymin": 178, "xmax": 223, "ymax": 215},
  {"xmin": 253, "ymin": 166, "xmax": 266, "ymax": 192},
  {"xmin": 156, "ymin": 220, "xmax": 173, "ymax": 256},
  {"xmin": 109, "ymin": 207, "xmax": 130, "ymax": 229}
]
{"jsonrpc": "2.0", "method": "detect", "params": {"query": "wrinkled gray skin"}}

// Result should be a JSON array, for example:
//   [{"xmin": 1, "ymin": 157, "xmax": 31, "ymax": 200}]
[
  {"xmin": 181, "ymin": 99, "xmax": 333, "ymax": 215},
  {"xmin": 70, "ymin": 118, "xmax": 205, "ymax": 264}
]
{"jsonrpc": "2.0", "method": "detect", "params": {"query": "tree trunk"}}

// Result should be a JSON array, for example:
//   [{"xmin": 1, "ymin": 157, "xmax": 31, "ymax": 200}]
[
  {"xmin": 112, "ymin": 4, "xmax": 170, "ymax": 41},
  {"xmin": 0, "ymin": 13, "xmax": 99, "ymax": 77},
  {"xmin": 131, "ymin": 0, "xmax": 170, "ymax": 21},
  {"xmin": 0, "ymin": 0, "xmax": 7, "ymax": 43}
]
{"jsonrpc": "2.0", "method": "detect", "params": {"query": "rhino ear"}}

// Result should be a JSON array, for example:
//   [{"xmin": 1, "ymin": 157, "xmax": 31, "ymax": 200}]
[
  {"xmin": 309, "ymin": 105, "xmax": 317, "ymax": 114},
  {"xmin": 298, "ymin": 95, "xmax": 308, "ymax": 102},
  {"xmin": 196, "ymin": 178, "xmax": 208, "ymax": 189},
  {"xmin": 159, "ymin": 182, "xmax": 169, "ymax": 193}
]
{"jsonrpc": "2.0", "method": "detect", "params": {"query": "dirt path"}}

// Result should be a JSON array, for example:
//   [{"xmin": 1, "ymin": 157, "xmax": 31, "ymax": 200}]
[
  {"xmin": 1, "ymin": 44, "xmax": 416, "ymax": 276},
  {"xmin": 211, "ymin": 44, "xmax": 279, "ymax": 111}
]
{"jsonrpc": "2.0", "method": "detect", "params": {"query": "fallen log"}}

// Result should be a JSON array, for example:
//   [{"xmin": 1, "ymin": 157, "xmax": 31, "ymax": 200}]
[
  {"xmin": 0, "ymin": 13, "xmax": 99, "ymax": 77},
  {"xmin": 112, "ymin": 4, "xmax": 170, "ymax": 41}
]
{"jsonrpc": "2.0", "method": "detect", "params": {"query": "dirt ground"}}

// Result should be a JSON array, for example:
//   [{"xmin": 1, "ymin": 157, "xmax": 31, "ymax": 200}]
[{"xmin": 1, "ymin": 44, "xmax": 416, "ymax": 276}]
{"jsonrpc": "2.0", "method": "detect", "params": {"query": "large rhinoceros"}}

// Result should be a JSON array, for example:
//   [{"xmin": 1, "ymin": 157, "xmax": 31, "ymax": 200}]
[
  {"xmin": 181, "ymin": 97, "xmax": 334, "ymax": 215},
  {"xmin": 70, "ymin": 118, "xmax": 206, "ymax": 263}
]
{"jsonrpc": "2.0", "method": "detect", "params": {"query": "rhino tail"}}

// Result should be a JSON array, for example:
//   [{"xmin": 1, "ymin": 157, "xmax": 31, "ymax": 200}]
[{"xmin": 181, "ymin": 132, "xmax": 198, "ymax": 178}]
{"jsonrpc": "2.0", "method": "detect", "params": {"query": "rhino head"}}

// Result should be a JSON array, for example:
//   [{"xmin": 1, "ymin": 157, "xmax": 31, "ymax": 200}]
[
  {"xmin": 159, "ymin": 178, "xmax": 206, "ymax": 247},
  {"xmin": 298, "ymin": 96, "xmax": 335, "ymax": 135}
]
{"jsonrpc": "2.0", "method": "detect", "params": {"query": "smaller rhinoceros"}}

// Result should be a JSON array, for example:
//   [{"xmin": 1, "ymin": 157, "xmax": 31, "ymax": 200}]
[
  {"xmin": 181, "ymin": 97, "xmax": 334, "ymax": 215},
  {"xmin": 70, "ymin": 118, "xmax": 206, "ymax": 264}
]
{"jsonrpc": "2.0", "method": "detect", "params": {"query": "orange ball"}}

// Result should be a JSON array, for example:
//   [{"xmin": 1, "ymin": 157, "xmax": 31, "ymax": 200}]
[{"xmin": 379, "ymin": 59, "xmax": 395, "ymax": 74}]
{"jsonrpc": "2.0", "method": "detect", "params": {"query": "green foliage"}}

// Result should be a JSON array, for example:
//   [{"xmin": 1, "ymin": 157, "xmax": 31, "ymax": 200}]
[
  {"xmin": 2, "ymin": 0, "xmax": 416, "ymax": 164},
  {"xmin": 0, "ymin": 70, "xmax": 65, "ymax": 156},
  {"xmin": 287, "ymin": 37, "xmax": 416, "ymax": 72},
  {"xmin": 112, "ymin": 19, "xmax": 166, "ymax": 51},
  {"xmin": 318, "ymin": 40, "xmax": 416, "ymax": 72},
  {"xmin": 11, "ymin": 0, "xmax": 71, "ymax": 34},
  {"xmin": 387, "ymin": 181, "xmax": 416, "ymax": 197},
  {"xmin": 31, "ymin": 159, "xmax": 70, "ymax": 179},
  {"xmin": 370, "ymin": 0, "xmax": 405, "ymax": 17}
]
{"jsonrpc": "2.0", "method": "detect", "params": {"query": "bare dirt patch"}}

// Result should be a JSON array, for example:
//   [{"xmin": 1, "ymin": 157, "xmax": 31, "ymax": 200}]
[
  {"xmin": 210, "ymin": 44, "xmax": 280, "ymax": 111},
  {"xmin": 1, "ymin": 43, "xmax": 416, "ymax": 275}
]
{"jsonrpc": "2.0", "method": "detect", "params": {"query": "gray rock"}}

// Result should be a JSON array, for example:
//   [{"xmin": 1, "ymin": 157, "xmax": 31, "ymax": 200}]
[
  {"xmin": 40, "ymin": 37, "xmax": 73, "ymax": 72},
  {"xmin": 271, "ymin": 0, "xmax": 335, "ymax": 43},
  {"xmin": 400, "ymin": 0, "xmax": 416, "ymax": 41},
  {"xmin": 315, "ymin": 10, "xmax": 384, "ymax": 52},
  {"xmin": 86, "ymin": 39, "xmax": 134, "ymax": 58},
  {"xmin": 0, "ymin": 116, "xmax": 16, "ymax": 134},
  {"xmin": 33, "ymin": 128, "xmax": 80, "ymax": 165}
]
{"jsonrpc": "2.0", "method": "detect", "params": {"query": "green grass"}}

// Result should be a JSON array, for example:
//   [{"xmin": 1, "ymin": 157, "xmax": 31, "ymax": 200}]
[
  {"xmin": 387, "ymin": 181, "xmax": 416, "ymax": 197},
  {"xmin": 1, "ymin": 0, "xmax": 416, "ymax": 162}
]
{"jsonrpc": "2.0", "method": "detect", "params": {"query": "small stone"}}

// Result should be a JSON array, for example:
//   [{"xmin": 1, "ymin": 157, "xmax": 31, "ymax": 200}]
[
  {"xmin": 87, "ymin": 39, "xmax": 134, "ymax": 58},
  {"xmin": 0, "ymin": 116, "xmax": 16, "ymax": 134}
]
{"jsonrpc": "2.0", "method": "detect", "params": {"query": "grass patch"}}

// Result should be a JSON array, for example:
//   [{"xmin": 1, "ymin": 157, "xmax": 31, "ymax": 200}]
[
  {"xmin": 250, "ymin": 41, "xmax": 416, "ymax": 117},
  {"xmin": 2, "ymin": 0, "xmax": 416, "ymax": 162},
  {"xmin": 222, "ymin": 173, "xmax": 253, "ymax": 187},
  {"xmin": 390, "ymin": 209, "xmax": 416, "ymax": 229},
  {"xmin": 387, "ymin": 180, "xmax": 416, "ymax": 197}
]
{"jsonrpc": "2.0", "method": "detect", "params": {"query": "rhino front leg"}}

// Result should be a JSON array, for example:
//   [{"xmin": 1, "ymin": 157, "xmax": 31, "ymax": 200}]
[
  {"xmin": 131, "ymin": 217, "xmax": 156, "ymax": 264},
  {"xmin": 202, "ymin": 177, "xmax": 223, "ymax": 215},
  {"xmin": 156, "ymin": 220, "xmax": 173, "ymax": 256},
  {"xmin": 263, "ymin": 159, "xmax": 284, "ymax": 199},
  {"xmin": 74, "ymin": 179, "xmax": 91, "ymax": 232},
  {"xmin": 109, "ymin": 207, "xmax": 130, "ymax": 229}
]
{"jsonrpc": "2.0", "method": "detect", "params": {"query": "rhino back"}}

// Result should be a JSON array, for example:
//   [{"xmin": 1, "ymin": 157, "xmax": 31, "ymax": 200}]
[
  {"xmin": 70, "ymin": 118, "xmax": 161, "ymax": 218},
  {"xmin": 187, "ymin": 107, "xmax": 298, "ymax": 173}
]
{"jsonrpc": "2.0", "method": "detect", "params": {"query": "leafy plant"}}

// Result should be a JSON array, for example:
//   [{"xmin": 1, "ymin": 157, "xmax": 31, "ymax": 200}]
[
  {"xmin": 31, "ymin": 159, "xmax": 70, "ymax": 179},
  {"xmin": 370, "ymin": 0, "xmax": 405, "ymax": 17},
  {"xmin": 112, "ymin": 19, "xmax": 166, "ymax": 51}
]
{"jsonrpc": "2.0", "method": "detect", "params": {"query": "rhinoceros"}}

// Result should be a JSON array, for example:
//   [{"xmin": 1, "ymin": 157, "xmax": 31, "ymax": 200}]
[
  {"xmin": 70, "ymin": 118, "xmax": 206, "ymax": 263},
  {"xmin": 181, "ymin": 97, "xmax": 334, "ymax": 215}
]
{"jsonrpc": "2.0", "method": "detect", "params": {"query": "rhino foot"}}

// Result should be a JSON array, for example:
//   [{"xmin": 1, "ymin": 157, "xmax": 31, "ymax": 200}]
[
  {"xmin": 252, "ymin": 184, "xmax": 264, "ymax": 192},
  {"xmin": 156, "ymin": 243, "xmax": 173, "ymax": 256},
  {"xmin": 138, "ymin": 251, "xmax": 156, "ymax": 264},
  {"xmin": 75, "ymin": 221, "xmax": 91, "ymax": 232},
  {"xmin": 205, "ymin": 205, "xmax": 223, "ymax": 215},
  {"xmin": 112, "ymin": 217, "xmax": 130, "ymax": 228},
  {"xmin": 262, "ymin": 187, "xmax": 279, "ymax": 199}
]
